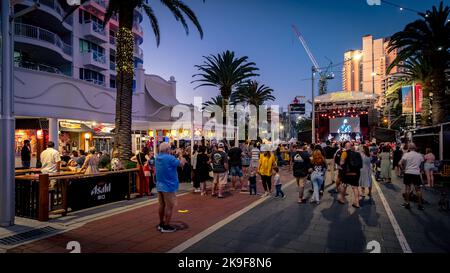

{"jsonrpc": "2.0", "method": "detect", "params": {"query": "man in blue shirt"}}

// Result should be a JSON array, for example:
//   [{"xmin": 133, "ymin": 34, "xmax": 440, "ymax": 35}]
[{"xmin": 155, "ymin": 142, "xmax": 186, "ymax": 233}]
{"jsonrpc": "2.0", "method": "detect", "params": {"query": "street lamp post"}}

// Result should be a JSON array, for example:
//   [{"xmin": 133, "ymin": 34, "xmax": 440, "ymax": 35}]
[
  {"xmin": 311, "ymin": 66, "xmax": 316, "ymax": 144},
  {"xmin": 0, "ymin": 0, "xmax": 15, "ymax": 227},
  {"xmin": 1, "ymin": 0, "xmax": 39, "ymax": 227}
]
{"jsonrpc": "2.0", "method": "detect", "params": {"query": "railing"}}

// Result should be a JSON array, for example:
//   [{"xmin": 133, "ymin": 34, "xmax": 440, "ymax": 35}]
[
  {"xmin": 91, "ymin": 50, "xmax": 106, "ymax": 64},
  {"xmin": 34, "ymin": 0, "xmax": 73, "ymax": 25},
  {"xmin": 109, "ymin": 36, "xmax": 116, "ymax": 46},
  {"xmin": 15, "ymin": 169, "xmax": 139, "ymax": 221},
  {"xmin": 84, "ymin": 20, "xmax": 106, "ymax": 36},
  {"xmin": 84, "ymin": 78, "xmax": 106, "ymax": 87},
  {"xmin": 134, "ymin": 46, "xmax": 143, "ymax": 58},
  {"xmin": 15, "ymin": 61, "xmax": 62, "ymax": 74},
  {"xmin": 92, "ymin": 0, "xmax": 107, "ymax": 8},
  {"xmin": 133, "ymin": 23, "xmax": 143, "ymax": 34},
  {"xmin": 14, "ymin": 23, "xmax": 73, "ymax": 56}
]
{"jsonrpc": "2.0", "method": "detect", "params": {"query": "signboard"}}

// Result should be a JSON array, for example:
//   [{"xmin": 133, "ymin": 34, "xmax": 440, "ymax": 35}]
[
  {"xmin": 60, "ymin": 121, "xmax": 81, "ymax": 129},
  {"xmin": 68, "ymin": 172, "xmax": 130, "ymax": 211},
  {"xmin": 401, "ymin": 84, "xmax": 422, "ymax": 114},
  {"xmin": 289, "ymin": 103, "xmax": 305, "ymax": 114}
]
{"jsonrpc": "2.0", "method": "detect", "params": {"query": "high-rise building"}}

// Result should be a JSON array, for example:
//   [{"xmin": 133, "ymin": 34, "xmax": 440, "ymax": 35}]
[
  {"xmin": 342, "ymin": 35, "xmax": 399, "ymax": 99},
  {"xmin": 13, "ymin": 0, "xmax": 144, "ymax": 89}
]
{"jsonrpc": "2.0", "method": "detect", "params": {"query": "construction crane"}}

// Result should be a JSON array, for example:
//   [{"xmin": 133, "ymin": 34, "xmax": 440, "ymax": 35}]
[
  {"xmin": 291, "ymin": 24, "xmax": 334, "ymax": 95},
  {"xmin": 291, "ymin": 24, "xmax": 335, "ymax": 143}
]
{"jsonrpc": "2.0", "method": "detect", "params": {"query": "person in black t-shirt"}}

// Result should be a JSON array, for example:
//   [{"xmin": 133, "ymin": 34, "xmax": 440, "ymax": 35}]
[
  {"xmin": 228, "ymin": 142, "xmax": 243, "ymax": 191},
  {"xmin": 21, "ymin": 140, "xmax": 31, "ymax": 168},
  {"xmin": 211, "ymin": 143, "xmax": 228, "ymax": 198},
  {"xmin": 323, "ymin": 141, "xmax": 338, "ymax": 185}
]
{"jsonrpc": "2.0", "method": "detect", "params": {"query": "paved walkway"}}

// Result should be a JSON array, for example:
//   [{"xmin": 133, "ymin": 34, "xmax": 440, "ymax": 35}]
[
  {"xmin": 4, "ymin": 168, "xmax": 450, "ymax": 253},
  {"xmin": 7, "ymin": 169, "xmax": 293, "ymax": 253}
]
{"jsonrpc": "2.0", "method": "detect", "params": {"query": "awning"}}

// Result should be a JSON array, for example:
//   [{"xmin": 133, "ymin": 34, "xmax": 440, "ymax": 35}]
[{"xmin": 59, "ymin": 121, "xmax": 94, "ymax": 133}]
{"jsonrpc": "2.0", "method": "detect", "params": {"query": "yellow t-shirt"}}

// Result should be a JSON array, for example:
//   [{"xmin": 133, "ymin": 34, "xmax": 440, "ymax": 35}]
[{"xmin": 259, "ymin": 153, "xmax": 276, "ymax": 176}]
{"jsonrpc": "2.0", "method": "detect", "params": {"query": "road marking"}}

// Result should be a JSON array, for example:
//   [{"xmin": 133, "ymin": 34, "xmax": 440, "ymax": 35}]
[
  {"xmin": 373, "ymin": 179, "xmax": 412, "ymax": 253},
  {"xmin": 167, "ymin": 179, "xmax": 297, "ymax": 253}
]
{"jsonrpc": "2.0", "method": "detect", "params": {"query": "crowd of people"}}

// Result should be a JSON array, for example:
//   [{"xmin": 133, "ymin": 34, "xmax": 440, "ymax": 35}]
[{"xmin": 19, "ymin": 136, "xmax": 438, "ymax": 233}]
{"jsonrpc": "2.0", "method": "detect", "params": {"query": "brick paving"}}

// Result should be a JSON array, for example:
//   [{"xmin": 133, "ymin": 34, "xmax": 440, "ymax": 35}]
[{"xmin": 7, "ymin": 167, "xmax": 294, "ymax": 253}]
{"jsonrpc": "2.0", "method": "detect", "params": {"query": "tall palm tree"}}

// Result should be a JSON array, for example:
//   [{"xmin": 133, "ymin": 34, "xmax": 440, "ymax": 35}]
[
  {"xmin": 192, "ymin": 50, "xmax": 259, "ymax": 138},
  {"xmin": 233, "ymin": 80, "xmax": 275, "ymax": 140},
  {"xmin": 62, "ymin": 0, "xmax": 204, "ymax": 160},
  {"xmin": 396, "ymin": 57, "xmax": 433, "ymax": 126},
  {"xmin": 387, "ymin": 2, "xmax": 450, "ymax": 124}
]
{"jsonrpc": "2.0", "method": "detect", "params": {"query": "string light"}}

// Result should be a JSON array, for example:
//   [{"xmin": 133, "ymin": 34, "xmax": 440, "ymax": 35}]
[{"xmin": 116, "ymin": 27, "xmax": 134, "ymax": 74}]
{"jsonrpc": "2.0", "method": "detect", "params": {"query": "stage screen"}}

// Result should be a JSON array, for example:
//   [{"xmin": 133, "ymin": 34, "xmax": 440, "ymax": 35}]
[{"xmin": 329, "ymin": 117, "xmax": 360, "ymax": 133}]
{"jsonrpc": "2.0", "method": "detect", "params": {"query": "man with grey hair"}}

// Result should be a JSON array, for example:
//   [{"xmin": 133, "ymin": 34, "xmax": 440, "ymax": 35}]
[
  {"xmin": 399, "ymin": 143, "xmax": 425, "ymax": 210},
  {"xmin": 155, "ymin": 142, "xmax": 186, "ymax": 232}
]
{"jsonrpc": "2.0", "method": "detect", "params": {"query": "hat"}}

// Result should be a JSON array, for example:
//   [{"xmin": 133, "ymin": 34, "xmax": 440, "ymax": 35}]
[{"xmin": 218, "ymin": 142, "xmax": 224, "ymax": 148}]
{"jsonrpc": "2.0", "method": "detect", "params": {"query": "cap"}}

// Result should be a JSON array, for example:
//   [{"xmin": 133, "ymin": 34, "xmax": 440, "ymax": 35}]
[{"xmin": 218, "ymin": 142, "xmax": 224, "ymax": 148}]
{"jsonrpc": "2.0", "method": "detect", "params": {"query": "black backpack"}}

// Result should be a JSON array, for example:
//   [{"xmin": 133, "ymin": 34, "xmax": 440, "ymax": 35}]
[{"xmin": 346, "ymin": 150, "xmax": 362, "ymax": 172}]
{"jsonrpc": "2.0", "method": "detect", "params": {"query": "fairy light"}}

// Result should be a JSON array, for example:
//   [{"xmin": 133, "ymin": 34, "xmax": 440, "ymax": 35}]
[{"xmin": 116, "ymin": 27, "xmax": 134, "ymax": 74}]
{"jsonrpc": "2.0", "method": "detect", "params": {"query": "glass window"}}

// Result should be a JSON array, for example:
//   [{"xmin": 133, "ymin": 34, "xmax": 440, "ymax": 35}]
[{"xmin": 110, "ymin": 77, "xmax": 116, "ymax": 89}]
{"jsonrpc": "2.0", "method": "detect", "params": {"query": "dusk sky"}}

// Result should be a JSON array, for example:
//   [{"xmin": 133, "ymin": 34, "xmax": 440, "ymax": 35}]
[{"xmin": 141, "ymin": 0, "xmax": 444, "ymax": 110}]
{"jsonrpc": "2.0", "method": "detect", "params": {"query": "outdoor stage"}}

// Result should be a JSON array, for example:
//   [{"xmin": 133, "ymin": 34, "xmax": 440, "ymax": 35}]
[{"xmin": 314, "ymin": 91, "xmax": 378, "ymax": 142}]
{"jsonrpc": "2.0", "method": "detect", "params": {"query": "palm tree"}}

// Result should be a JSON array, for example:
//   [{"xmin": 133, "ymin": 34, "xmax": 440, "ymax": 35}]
[
  {"xmin": 233, "ymin": 80, "xmax": 275, "ymax": 140},
  {"xmin": 62, "ymin": 0, "xmax": 204, "ymax": 160},
  {"xmin": 396, "ymin": 57, "xmax": 433, "ymax": 126},
  {"xmin": 202, "ymin": 95, "xmax": 224, "ymax": 114},
  {"xmin": 192, "ymin": 50, "xmax": 259, "ymax": 137},
  {"xmin": 387, "ymin": 2, "xmax": 450, "ymax": 124}
]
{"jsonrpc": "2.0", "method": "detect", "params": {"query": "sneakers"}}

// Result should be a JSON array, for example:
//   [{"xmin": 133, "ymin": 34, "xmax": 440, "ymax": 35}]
[
  {"xmin": 401, "ymin": 203, "xmax": 411, "ymax": 210},
  {"xmin": 160, "ymin": 225, "xmax": 177, "ymax": 233},
  {"xmin": 282, "ymin": 195, "xmax": 287, "ymax": 199}
]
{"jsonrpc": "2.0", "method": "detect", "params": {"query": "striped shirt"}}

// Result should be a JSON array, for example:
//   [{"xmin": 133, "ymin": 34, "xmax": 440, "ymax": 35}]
[{"xmin": 251, "ymin": 148, "xmax": 260, "ymax": 161}]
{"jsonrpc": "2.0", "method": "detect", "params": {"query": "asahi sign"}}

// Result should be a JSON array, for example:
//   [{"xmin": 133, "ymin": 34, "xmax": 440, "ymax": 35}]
[
  {"xmin": 68, "ymin": 173, "xmax": 129, "ymax": 211},
  {"xmin": 90, "ymin": 182, "xmax": 112, "ymax": 200}
]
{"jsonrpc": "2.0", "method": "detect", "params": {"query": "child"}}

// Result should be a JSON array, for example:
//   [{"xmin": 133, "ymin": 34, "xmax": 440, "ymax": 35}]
[
  {"xmin": 274, "ymin": 167, "xmax": 285, "ymax": 198},
  {"xmin": 249, "ymin": 167, "xmax": 257, "ymax": 195}
]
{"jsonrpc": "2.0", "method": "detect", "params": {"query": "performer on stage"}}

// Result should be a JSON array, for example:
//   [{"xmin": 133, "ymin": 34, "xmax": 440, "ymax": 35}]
[{"xmin": 337, "ymin": 119, "xmax": 352, "ymax": 134}]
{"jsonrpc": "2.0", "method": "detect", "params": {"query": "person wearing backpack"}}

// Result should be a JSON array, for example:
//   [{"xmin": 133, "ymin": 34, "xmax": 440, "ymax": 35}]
[
  {"xmin": 338, "ymin": 141, "xmax": 363, "ymax": 208},
  {"xmin": 330, "ymin": 143, "xmax": 344, "ymax": 194},
  {"xmin": 292, "ymin": 144, "xmax": 311, "ymax": 204}
]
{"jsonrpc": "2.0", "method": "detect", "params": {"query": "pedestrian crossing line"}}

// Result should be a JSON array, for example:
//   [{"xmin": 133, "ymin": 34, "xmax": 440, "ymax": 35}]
[
  {"xmin": 373, "ymin": 179, "xmax": 412, "ymax": 253},
  {"xmin": 167, "ymin": 179, "xmax": 297, "ymax": 253}
]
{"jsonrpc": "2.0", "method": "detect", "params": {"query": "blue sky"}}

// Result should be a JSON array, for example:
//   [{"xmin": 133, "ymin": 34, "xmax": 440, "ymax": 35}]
[{"xmin": 141, "ymin": 0, "xmax": 445, "ymax": 109}]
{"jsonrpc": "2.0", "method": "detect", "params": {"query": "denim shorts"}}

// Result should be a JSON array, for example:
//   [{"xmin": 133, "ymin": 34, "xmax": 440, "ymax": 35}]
[{"xmin": 230, "ymin": 166, "xmax": 243, "ymax": 177}]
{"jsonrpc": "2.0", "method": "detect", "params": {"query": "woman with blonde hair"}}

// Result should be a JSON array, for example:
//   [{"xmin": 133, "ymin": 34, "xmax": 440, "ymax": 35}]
[
  {"xmin": 309, "ymin": 149, "xmax": 327, "ymax": 204},
  {"xmin": 81, "ymin": 147, "xmax": 100, "ymax": 175}
]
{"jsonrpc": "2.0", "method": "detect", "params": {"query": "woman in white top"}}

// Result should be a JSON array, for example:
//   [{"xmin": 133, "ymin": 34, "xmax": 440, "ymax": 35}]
[{"xmin": 424, "ymin": 148, "xmax": 436, "ymax": 187}]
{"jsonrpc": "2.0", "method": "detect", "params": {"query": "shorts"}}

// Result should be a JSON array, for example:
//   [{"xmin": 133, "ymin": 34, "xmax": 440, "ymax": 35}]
[
  {"xmin": 230, "ymin": 166, "xmax": 243, "ymax": 177},
  {"xmin": 213, "ymin": 172, "xmax": 228, "ymax": 186},
  {"xmin": 342, "ymin": 174, "xmax": 360, "ymax": 187},
  {"xmin": 424, "ymin": 163, "xmax": 435, "ymax": 172},
  {"xmin": 158, "ymin": 192, "xmax": 177, "ymax": 207},
  {"xmin": 403, "ymin": 173, "xmax": 422, "ymax": 186}
]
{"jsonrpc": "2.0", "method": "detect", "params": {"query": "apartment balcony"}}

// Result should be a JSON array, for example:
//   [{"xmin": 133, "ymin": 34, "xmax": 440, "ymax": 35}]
[
  {"xmin": 133, "ymin": 23, "xmax": 144, "ymax": 37},
  {"xmin": 134, "ymin": 46, "xmax": 143, "ymax": 60},
  {"xmin": 83, "ymin": 78, "xmax": 106, "ymax": 87},
  {"xmin": 18, "ymin": 0, "xmax": 73, "ymax": 30},
  {"xmin": 15, "ymin": 61, "xmax": 63, "ymax": 75},
  {"xmin": 80, "ymin": 20, "xmax": 107, "ymax": 44},
  {"xmin": 110, "ymin": 62, "xmax": 117, "ymax": 74},
  {"xmin": 109, "ymin": 36, "xmax": 116, "ymax": 47},
  {"xmin": 81, "ymin": 51, "xmax": 108, "ymax": 71},
  {"xmin": 14, "ymin": 23, "xmax": 72, "ymax": 61}
]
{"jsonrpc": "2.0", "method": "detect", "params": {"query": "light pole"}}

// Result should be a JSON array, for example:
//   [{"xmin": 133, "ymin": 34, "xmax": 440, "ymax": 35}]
[
  {"xmin": 0, "ymin": 0, "xmax": 15, "ymax": 227},
  {"xmin": 1, "ymin": 0, "xmax": 39, "ymax": 227},
  {"xmin": 311, "ymin": 66, "xmax": 316, "ymax": 144}
]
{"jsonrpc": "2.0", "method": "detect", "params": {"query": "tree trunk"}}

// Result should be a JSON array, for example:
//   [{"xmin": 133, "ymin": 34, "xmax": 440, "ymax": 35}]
[
  {"xmin": 114, "ymin": 8, "xmax": 134, "ymax": 161},
  {"xmin": 222, "ymin": 96, "xmax": 229, "ymax": 140},
  {"xmin": 431, "ymin": 70, "xmax": 448, "ymax": 125},
  {"xmin": 420, "ymin": 82, "xmax": 431, "ymax": 127}
]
